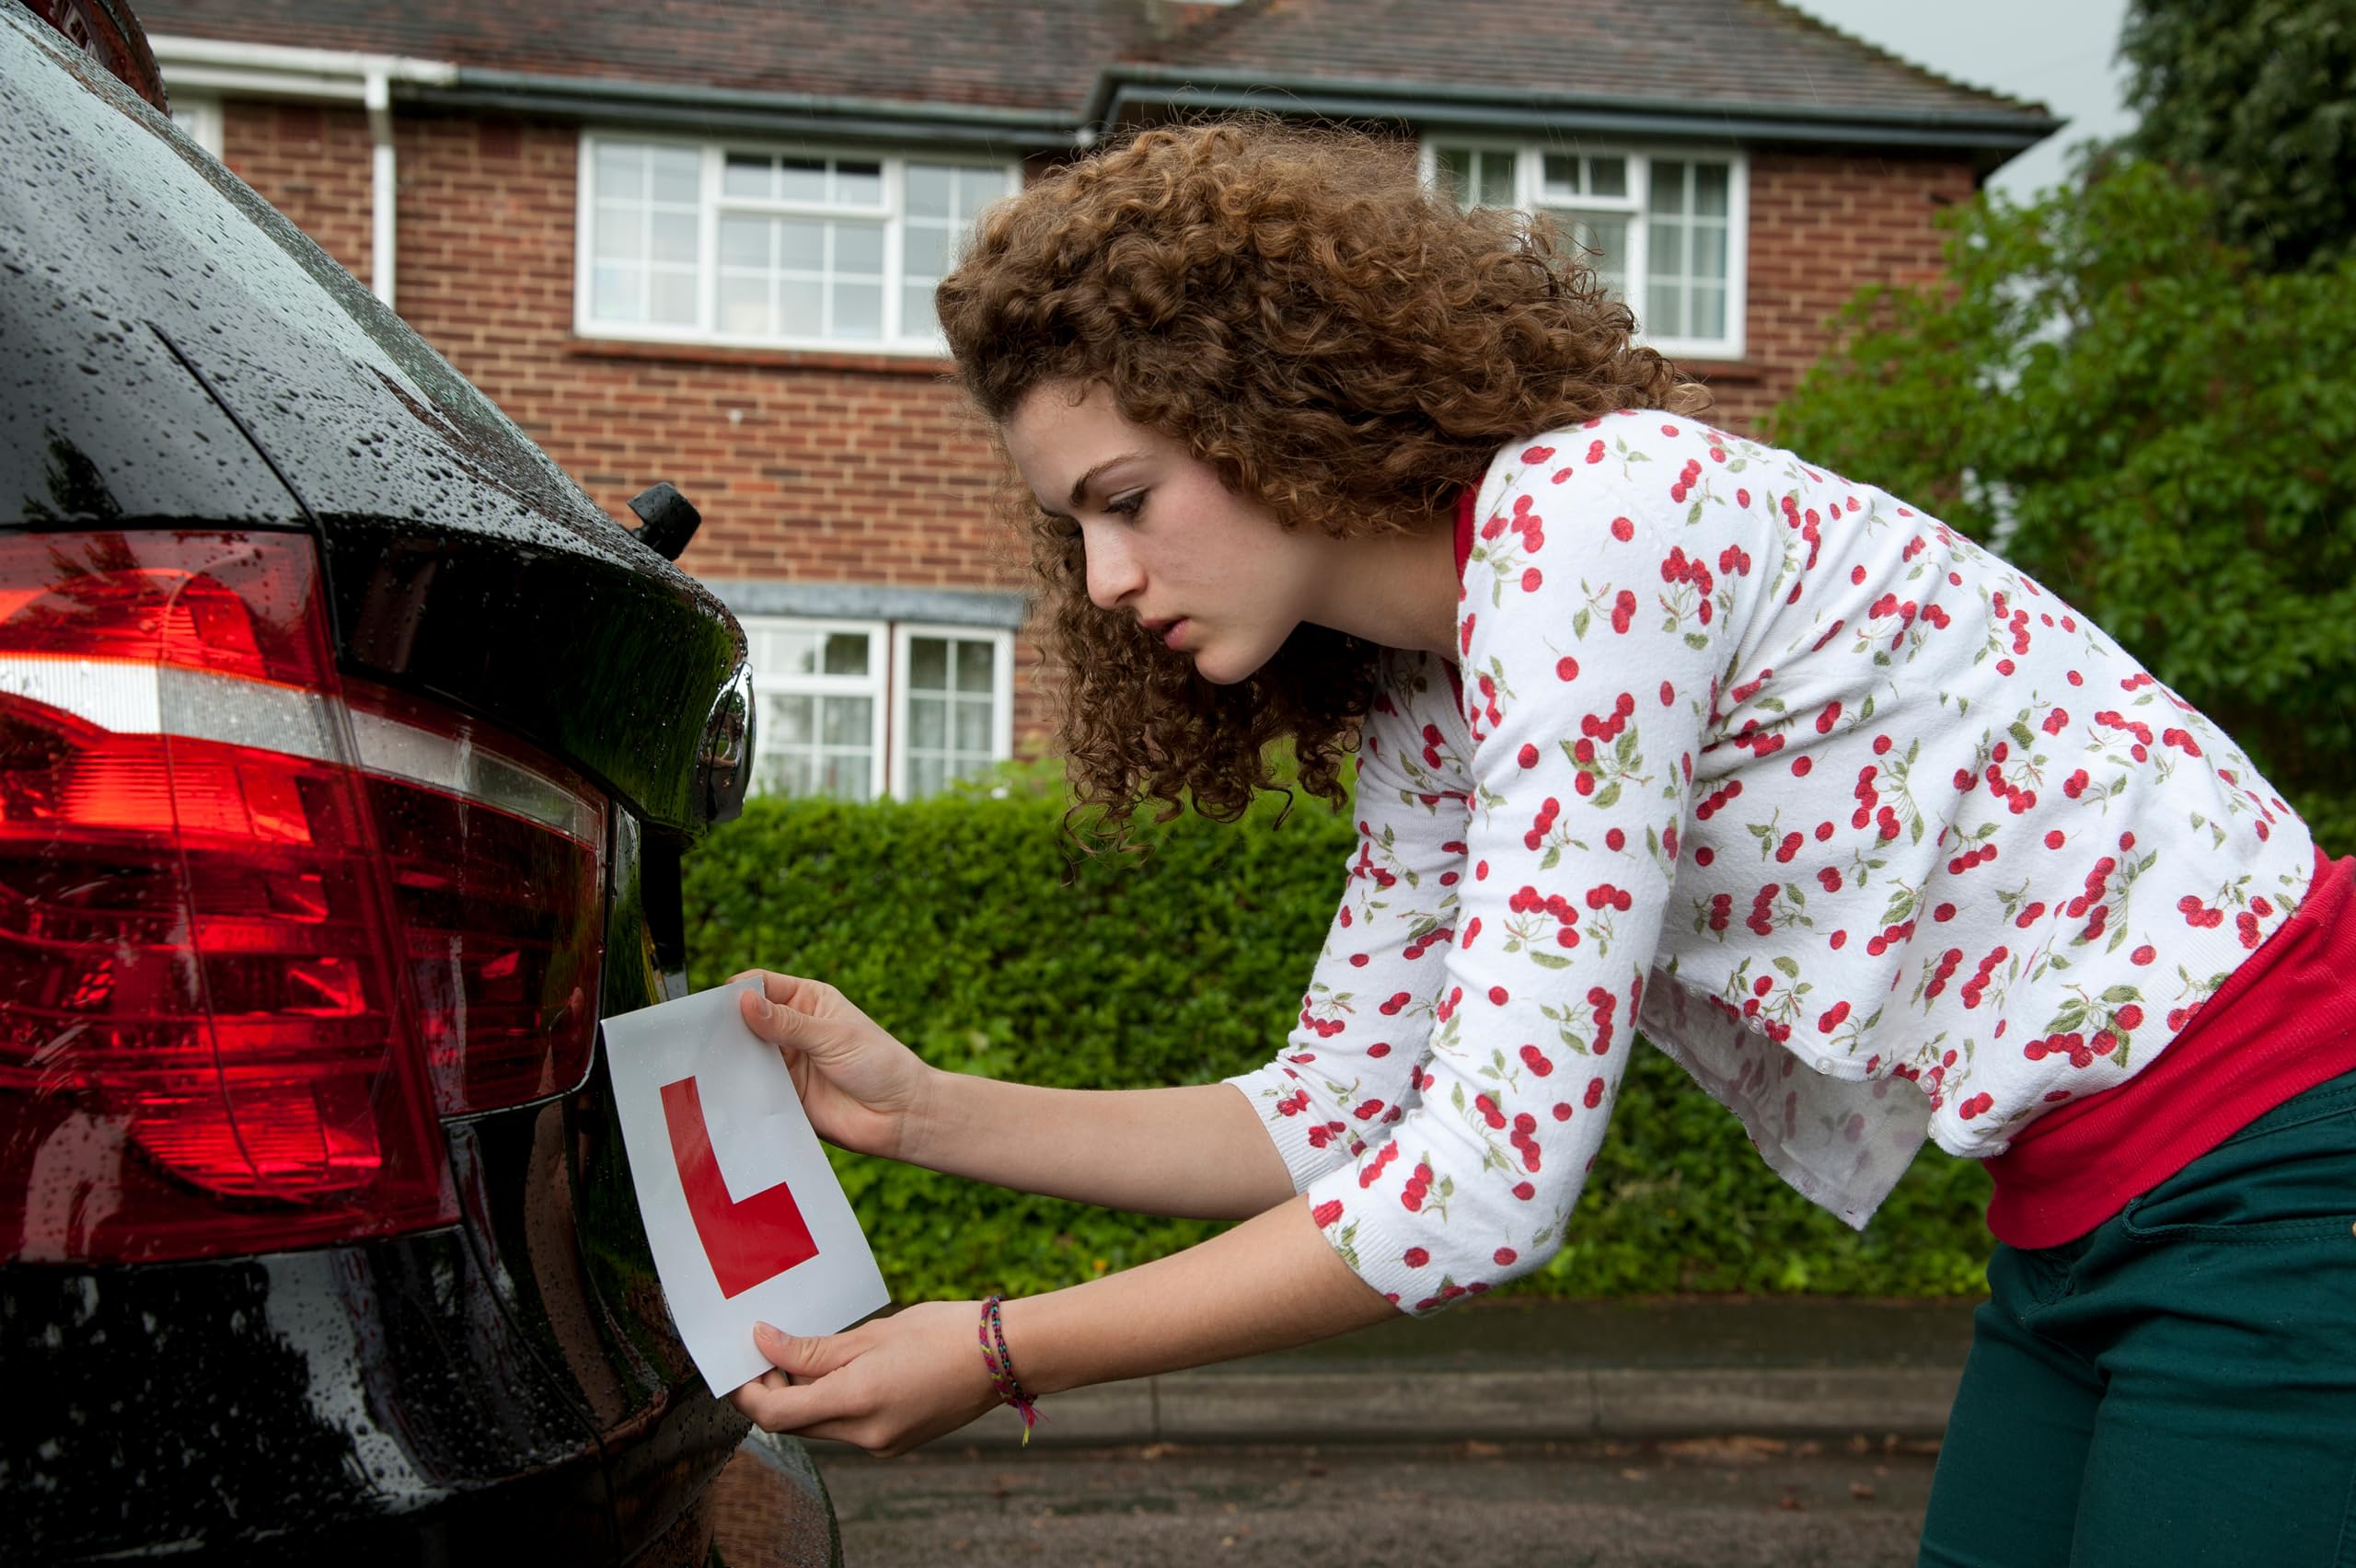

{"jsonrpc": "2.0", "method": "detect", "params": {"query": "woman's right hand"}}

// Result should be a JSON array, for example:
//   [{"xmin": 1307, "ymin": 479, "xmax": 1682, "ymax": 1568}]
[{"xmin": 732, "ymin": 972, "xmax": 932, "ymax": 1161}]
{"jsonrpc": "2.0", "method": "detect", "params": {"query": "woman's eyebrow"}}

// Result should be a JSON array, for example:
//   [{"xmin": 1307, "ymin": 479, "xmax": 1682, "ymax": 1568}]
[{"xmin": 1069, "ymin": 453, "xmax": 1149, "ymax": 508}]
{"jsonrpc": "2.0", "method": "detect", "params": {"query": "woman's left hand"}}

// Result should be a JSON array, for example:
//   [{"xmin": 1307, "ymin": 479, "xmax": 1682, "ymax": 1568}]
[{"xmin": 728, "ymin": 1299, "xmax": 1002, "ymax": 1458}]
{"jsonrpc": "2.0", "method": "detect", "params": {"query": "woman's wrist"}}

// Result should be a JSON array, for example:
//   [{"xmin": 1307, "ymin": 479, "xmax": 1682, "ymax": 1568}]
[{"xmin": 892, "ymin": 1057, "xmax": 953, "ymax": 1169}]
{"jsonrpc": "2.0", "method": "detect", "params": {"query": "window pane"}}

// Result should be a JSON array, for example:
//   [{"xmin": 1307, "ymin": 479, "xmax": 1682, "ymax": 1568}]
[
  {"xmin": 758, "ymin": 628, "xmax": 819, "ymax": 674},
  {"xmin": 1647, "ymin": 279, "xmax": 1685, "ymax": 340},
  {"xmin": 1651, "ymin": 217, "xmax": 1684, "ymax": 277},
  {"xmin": 907, "ymin": 163, "xmax": 954, "ymax": 218},
  {"xmin": 1650, "ymin": 159, "xmax": 1688, "ymax": 216},
  {"xmin": 909, "ymin": 694, "xmax": 947, "ymax": 750},
  {"xmin": 766, "ymin": 693, "xmax": 813, "ymax": 746},
  {"xmin": 904, "ymin": 282, "xmax": 937, "ymax": 338},
  {"xmin": 778, "ymin": 157, "xmax": 826, "ymax": 202},
  {"xmin": 904, "ymin": 223, "xmax": 951, "ymax": 280},
  {"xmin": 823, "ymin": 632, "xmax": 869, "ymax": 675},
  {"xmin": 717, "ymin": 272, "xmax": 769, "ymax": 335},
  {"xmin": 909, "ymin": 636, "xmax": 950, "ymax": 690},
  {"xmin": 1547, "ymin": 209, "xmax": 1629, "ymax": 298},
  {"xmin": 594, "ymin": 202, "xmax": 645, "ymax": 262},
  {"xmin": 650, "ymin": 216, "xmax": 698, "ymax": 265},
  {"xmin": 954, "ymin": 640, "xmax": 993, "ymax": 693},
  {"xmin": 954, "ymin": 698, "xmax": 990, "ymax": 753},
  {"xmin": 1692, "ymin": 284, "xmax": 1727, "ymax": 342},
  {"xmin": 650, "ymin": 269, "xmax": 698, "ymax": 326},
  {"xmin": 1436, "ymin": 146, "xmax": 1472, "ymax": 205},
  {"xmin": 1694, "ymin": 161, "xmax": 1730, "ymax": 218},
  {"xmin": 822, "ymin": 696, "xmax": 872, "ymax": 747},
  {"xmin": 834, "ymin": 223, "xmax": 884, "ymax": 277},
  {"xmin": 1542, "ymin": 152, "xmax": 1578, "ymax": 193},
  {"xmin": 720, "ymin": 215, "xmax": 770, "ymax": 269},
  {"xmin": 836, "ymin": 161, "xmax": 884, "ymax": 206},
  {"xmin": 1589, "ymin": 156, "xmax": 1628, "ymax": 198},
  {"xmin": 590, "ymin": 263, "xmax": 641, "ymax": 322},
  {"xmin": 957, "ymin": 167, "xmax": 1006, "ymax": 214},
  {"xmin": 778, "ymin": 278, "xmax": 823, "ymax": 335},
  {"xmin": 821, "ymin": 752, "xmax": 870, "ymax": 800},
  {"xmin": 594, "ymin": 143, "xmax": 645, "ymax": 197},
  {"xmin": 650, "ymin": 146, "xmax": 700, "ymax": 206},
  {"xmin": 777, "ymin": 218, "xmax": 825, "ymax": 271},
  {"xmin": 1693, "ymin": 224, "xmax": 1729, "ymax": 282},
  {"xmin": 756, "ymin": 751, "xmax": 812, "ymax": 798},
  {"xmin": 1477, "ymin": 150, "xmax": 1515, "ymax": 208},
  {"xmin": 722, "ymin": 154, "xmax": 772, "ymax": 199},
  {"xmin": 909, "ymin": 755, "xmax": 947, "ymax": 798},
  {"xmin": 832, "ymin": 282, "xmax": 882, "ymax": 339}
]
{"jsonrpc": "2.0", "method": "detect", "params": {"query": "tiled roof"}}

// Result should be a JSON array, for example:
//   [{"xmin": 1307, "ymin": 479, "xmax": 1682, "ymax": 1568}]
[
  {"xmin": 133, "ymin": 0, "xmax": 2050, "ymax": 131},
  {"xmin": 134, "ymin": 0, "xmax": 1151, "ymax": 114},
  {"xmin": 1152, "ymin": 0, "xmax": 2048, "ymax": 122}
]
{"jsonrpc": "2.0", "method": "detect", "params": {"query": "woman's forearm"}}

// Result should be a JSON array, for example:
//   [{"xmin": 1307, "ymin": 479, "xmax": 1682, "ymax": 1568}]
[
  {"xmin": 999, "ymin": 1194, "xmax": 1400, "ymax": 1397},
  {"xmin": 905, "ymin": 1072, "xmax": 1296, "ymax": 1221}
]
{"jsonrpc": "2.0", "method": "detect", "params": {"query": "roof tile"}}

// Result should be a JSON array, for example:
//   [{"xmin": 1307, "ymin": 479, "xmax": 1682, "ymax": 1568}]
[{"xmin": 133, "ymin": 0, "xmax": 2048, "ymax": 123}]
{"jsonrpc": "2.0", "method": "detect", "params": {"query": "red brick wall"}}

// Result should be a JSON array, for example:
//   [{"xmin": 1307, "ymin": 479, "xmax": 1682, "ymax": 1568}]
[
  {"xmin": 217, "ymin": 100, "xmax": 1979, "ymax": 754},
  {"xmin": 1692, "ymin": 149, "xmax": 1976, "ymax": 430},
  {"xmin": 224, "ymin": 101, "xmax": 375, "ymax": 286}
]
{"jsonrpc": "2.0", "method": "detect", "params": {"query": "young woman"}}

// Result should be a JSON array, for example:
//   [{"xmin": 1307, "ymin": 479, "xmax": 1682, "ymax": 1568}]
[{"xmin": 726, "ymin": 121, "xmax": 2356, "ymax": 1563}]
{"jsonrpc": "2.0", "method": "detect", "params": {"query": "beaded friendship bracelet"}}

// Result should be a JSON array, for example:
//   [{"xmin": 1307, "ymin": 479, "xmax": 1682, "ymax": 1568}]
[{"xmin": 977, "ymin": 1295, "xmax": 1044, "ymax": 1446}]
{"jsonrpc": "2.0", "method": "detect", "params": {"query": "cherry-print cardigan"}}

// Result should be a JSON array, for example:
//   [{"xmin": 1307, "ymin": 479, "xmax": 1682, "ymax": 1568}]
[{"xmin": 1227, "ymin": 410, "xmax": 2315, "ymax": 1314}]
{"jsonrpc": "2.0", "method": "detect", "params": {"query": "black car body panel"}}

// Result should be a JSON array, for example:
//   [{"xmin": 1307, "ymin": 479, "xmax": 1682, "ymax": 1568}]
[{"xmin": 1, "ymin": 6, "xmax": 825, "ymax": 1561}]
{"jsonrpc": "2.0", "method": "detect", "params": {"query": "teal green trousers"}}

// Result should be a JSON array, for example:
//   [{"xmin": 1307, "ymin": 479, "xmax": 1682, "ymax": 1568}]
[{"xmin": 1920, "ymin": 1067, "xmax": 2356, "ymax": 1567}]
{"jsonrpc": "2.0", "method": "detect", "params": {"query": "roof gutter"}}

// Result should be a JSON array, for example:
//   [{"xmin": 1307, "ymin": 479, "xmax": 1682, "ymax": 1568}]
[
  {"xmin": 1081, "ymin": 63, "xmax": 2063, "ymax": 168},
  {"xmin": 148, "ymin": 36, "xmax": 460, "ymax": 309},
  {"xmin": 421, "ymin": 69, "xmax": 1082, "ymax": 152}
]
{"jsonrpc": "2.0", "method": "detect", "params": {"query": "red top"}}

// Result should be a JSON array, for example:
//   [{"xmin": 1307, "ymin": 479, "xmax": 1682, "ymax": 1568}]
[{"xmin": 1984, "ymin": 848, "xmax": 2356, "ymax": 1247}]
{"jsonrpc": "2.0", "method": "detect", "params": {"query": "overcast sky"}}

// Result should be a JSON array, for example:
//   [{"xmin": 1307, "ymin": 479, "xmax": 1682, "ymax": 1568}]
[{"xmin": 1779, "ymin": 0, "xmax": 2137, "ymax": 201}]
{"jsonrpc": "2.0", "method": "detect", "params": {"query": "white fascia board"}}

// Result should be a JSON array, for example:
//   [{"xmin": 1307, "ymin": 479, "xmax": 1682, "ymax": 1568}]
[
  {"xmin": 147, "ymin": 34, "xmax": 457, "ymax": 101},
  {"xmin": 147, "ymin": 36, "xmax": 450, "ymax": 309}
]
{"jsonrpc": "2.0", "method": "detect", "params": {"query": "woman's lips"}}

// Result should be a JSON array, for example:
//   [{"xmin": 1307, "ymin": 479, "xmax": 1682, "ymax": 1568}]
[{"xmin": 1163, "ymin": 617, "xmax": 1189, "ymax": 650}]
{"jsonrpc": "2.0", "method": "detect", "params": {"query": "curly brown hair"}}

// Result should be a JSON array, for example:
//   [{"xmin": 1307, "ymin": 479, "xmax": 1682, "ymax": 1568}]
[{"xmin": 936, "ymin": 118, "xmax": 1703, "ymax": 836}]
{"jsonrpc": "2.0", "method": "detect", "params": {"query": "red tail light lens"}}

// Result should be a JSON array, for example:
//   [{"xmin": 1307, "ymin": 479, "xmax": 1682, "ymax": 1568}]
[
  {"xmin": 354, "ymin": 689, "xmax": 607, "ymax": 1116},
  {"xmin": 0, "ymin": 531, "xmax": 607, "ymax": 1264}
]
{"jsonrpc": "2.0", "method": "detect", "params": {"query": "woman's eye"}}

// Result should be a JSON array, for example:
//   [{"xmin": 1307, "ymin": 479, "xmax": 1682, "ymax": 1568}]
[{"xmin": 1106, "ymin": 490, "xmax": 1147, "ymax": 519}]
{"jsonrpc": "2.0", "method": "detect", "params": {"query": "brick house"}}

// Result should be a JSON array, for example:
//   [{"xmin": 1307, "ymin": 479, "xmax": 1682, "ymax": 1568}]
[{"xmin": 136, "ymin": 0, "xmax": 2055, "ymax": 801}]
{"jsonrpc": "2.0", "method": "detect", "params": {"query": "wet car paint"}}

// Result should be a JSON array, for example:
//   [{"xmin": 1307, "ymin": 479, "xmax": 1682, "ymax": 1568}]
[{"xmin": 1, "ymin": 7, "xmax": 828, "ymax": 1560}]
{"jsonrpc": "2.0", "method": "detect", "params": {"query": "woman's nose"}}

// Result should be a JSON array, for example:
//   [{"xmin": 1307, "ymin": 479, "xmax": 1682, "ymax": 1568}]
[{"xmin": 1081, "ymin": 522, "xmax": 1143, "ymax": 611}]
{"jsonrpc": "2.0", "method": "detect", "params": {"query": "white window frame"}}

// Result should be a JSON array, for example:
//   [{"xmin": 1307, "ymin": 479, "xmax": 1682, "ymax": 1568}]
[
  {"xmin": 170, "ymin": 91, "xmax": 225, "ymax": 158},
  {"xmin": 887, "ymin": 624, "xmax": 1016, "ymax": 800},
  {"xmin": 1419, "ymin": 138, "xmax": 1749, "ymax": 362},
  {"xmin": 743, "ymin": 617, "xmax": 890, "ymax": 801},
  {"xmin": 737, "ymin": 617, "xmax": 1017, "ymax": 801},
  {"xmin": 572, "ymin": 132, "xmax": 1019, "ymax": 355}
]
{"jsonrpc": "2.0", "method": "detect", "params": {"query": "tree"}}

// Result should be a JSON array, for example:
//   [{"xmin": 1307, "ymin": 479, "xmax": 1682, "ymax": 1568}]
[
  {"xmin": 1772, "ymin": 163, "xmax": 2356, "ymax": 851},
  {"xmin": 2119, "ymin": 0, "xmax": 2356, "ymax": 271}
]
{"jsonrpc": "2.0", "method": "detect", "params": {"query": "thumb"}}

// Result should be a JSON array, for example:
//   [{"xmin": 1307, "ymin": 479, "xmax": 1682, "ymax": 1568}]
[
  {"xmin": 754, "ymin": 1320, "xmax": 856, "ymax": 1378},
  {"xmin": 739, "ymin": 985, "xmax": 820, "ymax": 1050}
]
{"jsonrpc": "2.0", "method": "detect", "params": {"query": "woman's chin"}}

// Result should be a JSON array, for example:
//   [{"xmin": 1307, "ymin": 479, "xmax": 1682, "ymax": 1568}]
[{"xmin": 1190, "ymin": 644, "xmax": 1266, "ymax": 686}]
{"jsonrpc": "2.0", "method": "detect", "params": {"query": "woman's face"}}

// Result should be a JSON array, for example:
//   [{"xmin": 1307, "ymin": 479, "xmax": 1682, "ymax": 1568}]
[{"xmin": 1003, "ymin": 381, "xmax": 1328, "ymax": 686}]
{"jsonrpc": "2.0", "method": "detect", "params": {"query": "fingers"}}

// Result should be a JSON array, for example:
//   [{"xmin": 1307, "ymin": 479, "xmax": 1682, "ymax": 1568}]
[
  {"xmin": 729, "ymin": 1366, "xmax": 861, "ymax": 1436},
  {"xmin": 728, "ymin": 970, "xmax": 838, "ymax": 1013},
  {"xmin": 736, "ymin": 985, "xmax": 814, "ymax": 1052}
]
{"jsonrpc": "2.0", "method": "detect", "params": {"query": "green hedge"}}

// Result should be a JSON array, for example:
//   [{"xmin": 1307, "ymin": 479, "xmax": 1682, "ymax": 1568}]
[{"xmin": 684, "ymin": 784, "xmax": 1994, "ymax": 1301}]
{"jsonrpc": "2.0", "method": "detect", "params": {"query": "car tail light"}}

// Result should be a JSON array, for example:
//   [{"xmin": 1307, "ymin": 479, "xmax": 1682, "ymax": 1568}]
[{"xmin": 0, "ymin": 531, "xmax": 607, "ymax": 1264}]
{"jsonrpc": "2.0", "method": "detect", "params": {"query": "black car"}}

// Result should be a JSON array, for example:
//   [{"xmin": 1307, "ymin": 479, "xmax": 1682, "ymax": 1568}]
[{"xmin": 1, "ymin": 2, "xmax": 839, "ymax": 1561}]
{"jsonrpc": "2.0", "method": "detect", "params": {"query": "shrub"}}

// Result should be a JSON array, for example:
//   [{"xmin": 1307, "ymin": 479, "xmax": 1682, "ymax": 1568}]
[
  {"xmin": 685, "ymin": 788, "xmax": 1992, "ymax": 1300},
  {"xmin": 1773, "ymin": 164, "xmax": 2356, "ymax": 851}
]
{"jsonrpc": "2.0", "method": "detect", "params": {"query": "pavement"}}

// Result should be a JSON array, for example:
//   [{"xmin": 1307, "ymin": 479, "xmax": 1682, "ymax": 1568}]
[{"xmin": 951, "ymin": 1297, "xmax": 1981, "ymax": 1451}]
